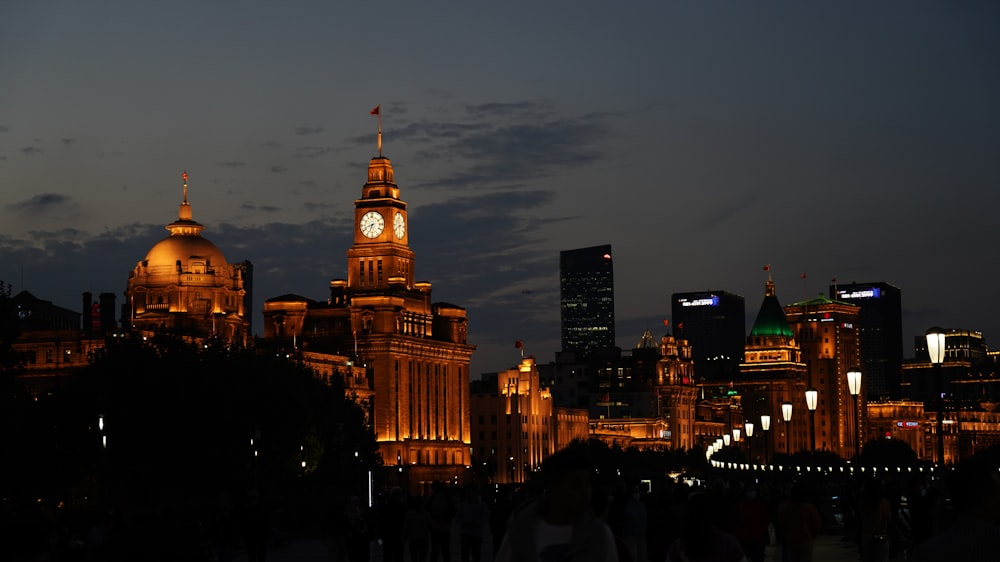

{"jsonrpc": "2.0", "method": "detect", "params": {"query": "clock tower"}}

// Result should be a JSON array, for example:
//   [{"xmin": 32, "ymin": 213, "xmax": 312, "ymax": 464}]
[
  {"xmin": 347, "ymin": 156, "xmax": 414, "ymax": 290},
  {"xmin": 264, "ymin": 120, "xmax": 475, "ymax": 491}
]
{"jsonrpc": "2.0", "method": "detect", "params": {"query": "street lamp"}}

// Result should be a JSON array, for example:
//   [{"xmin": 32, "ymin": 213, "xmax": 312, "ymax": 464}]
[
  {"xmin": 760, "ymin": 414, "xmax": 772, "ymax": 464},
  {"xmin": 781, "ymin": 401, "xmax": 793, "ymax": 455},
  {"xmin": 805, "ymin": 388, "xmax": 818, "ymax": 451},
  {"xmin": 926, "ymin": 327, "xmax": 946, "ymax": 465},
  {"xmin": 723, "ymin": 433, "xmax": 731, "ymax": 447},
  {"xmin": 744, "ymin": 421, "xmax": 754, "ymax": 462},
  {"xmin": 847, "ymin": 368, "xmax": 863, "ymax": 458},
  {"xmin": 732, "ymin": 428, "xmax": 741, "ymax": 443}
]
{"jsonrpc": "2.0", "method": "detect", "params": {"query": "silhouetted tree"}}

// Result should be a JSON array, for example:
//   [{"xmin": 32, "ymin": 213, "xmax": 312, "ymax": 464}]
[{"xmin": 858, "ymin": 438, "xmax": 920, "ymax": 467}]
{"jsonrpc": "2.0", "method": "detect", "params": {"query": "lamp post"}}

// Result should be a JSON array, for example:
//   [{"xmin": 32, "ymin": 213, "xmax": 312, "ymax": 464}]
[
  {"xmin": 744, "ymin": 421, "xmax": 754, "ymax": 462},
  {"xmin": 847, "ymin": 368, "xmax": 862, "ymax": 459},
  {"xmin": 805, "ymin": 388, "xmax": 818, "ymax": 452},
  {"xmin": 760, "ymin": 414, "xmax": 771, "ymax": 465},
  {"xmin": 926, "ymin": 327, "xmax": 946, "ymax": 466},
  {"xmin": 723, "ymin": 433, "xmax": 731, "ymax": 447},
  {"xmin": 781, "ymin": 401, "xmax": 793, "ymax": 455}
]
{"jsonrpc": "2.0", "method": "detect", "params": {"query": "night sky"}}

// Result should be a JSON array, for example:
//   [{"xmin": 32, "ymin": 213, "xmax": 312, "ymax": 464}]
[{"xmin": 2, "ymin": 1, "xmax": 998, "ymax": 376}]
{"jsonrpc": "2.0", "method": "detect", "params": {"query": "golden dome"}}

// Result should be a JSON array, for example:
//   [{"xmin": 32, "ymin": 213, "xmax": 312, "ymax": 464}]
[
  {"xmin": 144, "ymin": 233, "xmax": 228, "ymax": 269},
  {"xmin": 139, "ymin": 173, "xmax": 228, "ymax": 270}
]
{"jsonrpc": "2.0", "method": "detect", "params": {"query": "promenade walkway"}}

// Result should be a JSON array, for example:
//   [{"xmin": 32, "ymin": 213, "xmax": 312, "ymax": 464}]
[{"xmin": 264, "ymin": 531, "xmax": 863, "ymax": 562}]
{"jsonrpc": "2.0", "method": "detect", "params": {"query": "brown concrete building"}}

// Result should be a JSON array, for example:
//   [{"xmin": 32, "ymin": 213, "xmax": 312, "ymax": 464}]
[
  {"xmin": 785, "ymin": 293, "xmax": 862, "ymax": 457},
  {"xmin": 9, "ymin": 291, "xmax": 106, "ymax": 395},
  {"xmin": 263, "ymin": 147, "xmax": 475, "ymax": 490},
  {"xmin": 471, "ymin": 357, "xmax": 555, "ymax": 483},
  {"xmin": 124, "ymin": 173, "xmax": 251, "ymax": 345},
  {"xmin": 471, "ymin": 356, "xmax": 590, "ymax": 484}
]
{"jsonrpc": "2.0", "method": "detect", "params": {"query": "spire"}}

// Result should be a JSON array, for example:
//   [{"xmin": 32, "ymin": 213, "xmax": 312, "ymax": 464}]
[
  {"xmin": 369, "ymin": 104, "xmax": 382, "ymax": 157},
  {"xmin": 178, "ymin": 170, "xmax": 193, "ymax": 222},
  {"xmin": 168, "ymin": 171, "xmax": 204, "ymax": 236}
]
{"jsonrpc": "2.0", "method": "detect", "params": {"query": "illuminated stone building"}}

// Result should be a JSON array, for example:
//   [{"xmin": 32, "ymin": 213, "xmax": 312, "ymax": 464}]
[
  {"xmin": 263, "ymin": 142, "xmax": 475, "ymax": 489},
  {"xmin": 586, "ymin": 331, "xmax": 698, "ymax": 451},
  {"xmin": 865, "ymin": 401, "xmax": 928, "ymax": 460},
  {"xmin": 735, "ymin": 278, "xmax": 809, "ymax": 460},
  {"xmin": 124, "ymin": 174, "xmax": 251, "ymax": 344},
  {"xmin": 784, "ymin": 294, "xmax": 862, "ymax": 458},
  {"xmin": 471, "ymin": 357, "xmax": 555, "ymax": 483}
]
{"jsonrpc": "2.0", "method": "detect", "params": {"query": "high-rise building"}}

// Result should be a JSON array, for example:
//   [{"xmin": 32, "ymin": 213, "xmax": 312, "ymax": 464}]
[
  {"xmin": 559, "ymin": 245, "xmax": 615, "ymax": 360},
  {"xmin": 263, "ymin": 139, "xmax": 475, "ymax": 489},
  {"xmin": 785, "ymin": 294, "xmax": 862, "ymax": 458},
  {"xmin": 124, "ymin": 174, "xmax": 251, "ymax": 344},
  {"xmin": 672, "ymin": 290, "xmax": 746, "ymax": 381},
  {"xmin": 830, "ymin": 282, "xmax": 902, "ymax": 400}
]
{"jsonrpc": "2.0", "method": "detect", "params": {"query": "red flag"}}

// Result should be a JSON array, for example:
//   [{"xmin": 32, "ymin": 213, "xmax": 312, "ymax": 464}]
[
  {"xmin": 514, "ymin": 340, "xmax": 523, "ymax": 349},
  {"xmin": 763, "ymin": 264, "xmax": 770, "ymax": 272},
  {"xmin": 369, "ymin": 104, "xmax": 380, "ymax": 115},
  {"xmin": 831, "ymin": 277, "xmax": 837, "ymax": 284},
  {"xmin": 801, "ymin": 273, "xmax": 807, "ymax": 280},
  {"xmin": 182, "ymin": 171, "xmax": 188, "ymax": 183},
  {"xmin": 663, "ymin": 319, "xmax": 669, "ymax": 327}
]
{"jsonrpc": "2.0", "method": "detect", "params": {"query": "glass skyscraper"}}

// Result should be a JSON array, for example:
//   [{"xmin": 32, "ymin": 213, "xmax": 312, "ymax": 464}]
[{"xmin": 560, "ymin": 245, "xmax": 615, "ymax": 359}]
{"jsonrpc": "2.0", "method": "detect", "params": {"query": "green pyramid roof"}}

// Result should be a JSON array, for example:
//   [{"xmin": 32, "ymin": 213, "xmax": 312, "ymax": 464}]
[{"xmin": 749, "ymin": 280, "xmax": 794, "ymax": 338}]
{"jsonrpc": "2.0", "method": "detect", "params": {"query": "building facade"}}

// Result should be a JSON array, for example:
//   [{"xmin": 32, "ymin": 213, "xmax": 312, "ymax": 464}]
[
  {"xmin": 784, "ymin": 294, "xmax": 862, "ymax": 457},
  {"xmin": 736, "ymin": 278, "xmax": 809, "ymax": 461},
  {"xmin": 263, "ymin": 149, "xmax": 475, "ymax": 489},
  {"xmin": 124, "ymin": 174, "xmax": 251, "ymax": 345},
  {"xmin": 9, "ymin": 291, "xmax": 106, "ymax": 395},
  {"xmin": 672, "ymin": 290, "xmax": 746, "ymax": 381},
  {"xmin": 830, "ymin": 282, "xmax": 902, "ymax": 400},
  {"xmin": 559, "ymin": 245, "xmax": 616, "ymax": 360}
]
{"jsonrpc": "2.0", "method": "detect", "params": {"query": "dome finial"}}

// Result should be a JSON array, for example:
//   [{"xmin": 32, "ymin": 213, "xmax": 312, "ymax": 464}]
[{"xmin": 178, "ymin": 171, "xmax": 193, "ymax": 222}]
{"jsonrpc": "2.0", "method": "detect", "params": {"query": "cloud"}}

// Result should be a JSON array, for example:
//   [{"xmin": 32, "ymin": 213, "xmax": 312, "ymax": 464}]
[
  {"xmin": 21, "ymin": 146, "xmax": 43, "ymax": 155},
  {"xmin": 270, "ymin": 165, "xmax": 288, "ymax": 173},
  {"xmin": 303, "ymin": 201, "xmax": 337, "ymax": 213},
  {"xmin": 6, "ymin": 193, "xmax": 74, "ymax": 215},
  {"xmin": 349, "ymin": 104, "xmax": 608, "ymax": 191},
  {"xmin": 241, "ymin": 202, "xmax": 281, "ymax": 213},
  {"xmin": 61, "ymin": 138, "xmax": 76, "ymax": 145},
  {"xmin": 0, "ymin": 125, "xmax": 10, "ymax": 133},
  {"xmin": 294, "ymin": 126, "xmax": 324, "ymax": 136},
  {"xmin": 219, "ymin": 161, "xmax": 246, "ymax": 168},
  {"xmin": 295, "ymin": 146, "xmax": 335, "ymax": 159}
]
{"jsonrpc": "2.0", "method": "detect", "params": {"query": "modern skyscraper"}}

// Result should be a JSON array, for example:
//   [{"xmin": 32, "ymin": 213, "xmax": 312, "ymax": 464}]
[
  {"xmin": 829, "ymin": 282, "xmax": 902, "ymax": 400},
  {"xmin": 672, "ymin": 290, "xmax": 745, "ymax": 381},
  {"xmin": 559, "ymin": 245, "xmax": 615, "ymax": 360}
]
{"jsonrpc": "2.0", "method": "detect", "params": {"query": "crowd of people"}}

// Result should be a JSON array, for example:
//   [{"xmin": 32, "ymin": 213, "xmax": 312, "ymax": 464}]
[{"xmin": 5, "ymin": 446, "xmax": 998, "ymax": 561}]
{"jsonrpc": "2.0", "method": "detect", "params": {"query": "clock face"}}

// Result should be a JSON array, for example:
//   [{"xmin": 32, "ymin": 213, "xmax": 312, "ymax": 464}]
[
  {"xmin": 393, "ymin": 212, "xmax": 406, "ymax": 239},
  {"xmin": 360, "ymin": 211, "xmax": 384, "ymax": 238}
]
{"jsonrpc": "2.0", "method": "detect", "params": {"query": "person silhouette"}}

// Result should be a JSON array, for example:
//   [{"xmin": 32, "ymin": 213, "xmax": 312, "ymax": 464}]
[{"xmin": 494, "ymin": 446, "xmax": 619, "ymax": 562}]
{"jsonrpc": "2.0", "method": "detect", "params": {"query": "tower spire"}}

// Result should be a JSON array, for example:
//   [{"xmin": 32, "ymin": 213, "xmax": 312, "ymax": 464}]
[
  {"xmin": 370, "ymin": 104, "xmax": 382, "ymax": 156},
  {"xmin": 176, "ymin": 171, "xmax": 195, "ymax": 225}
]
